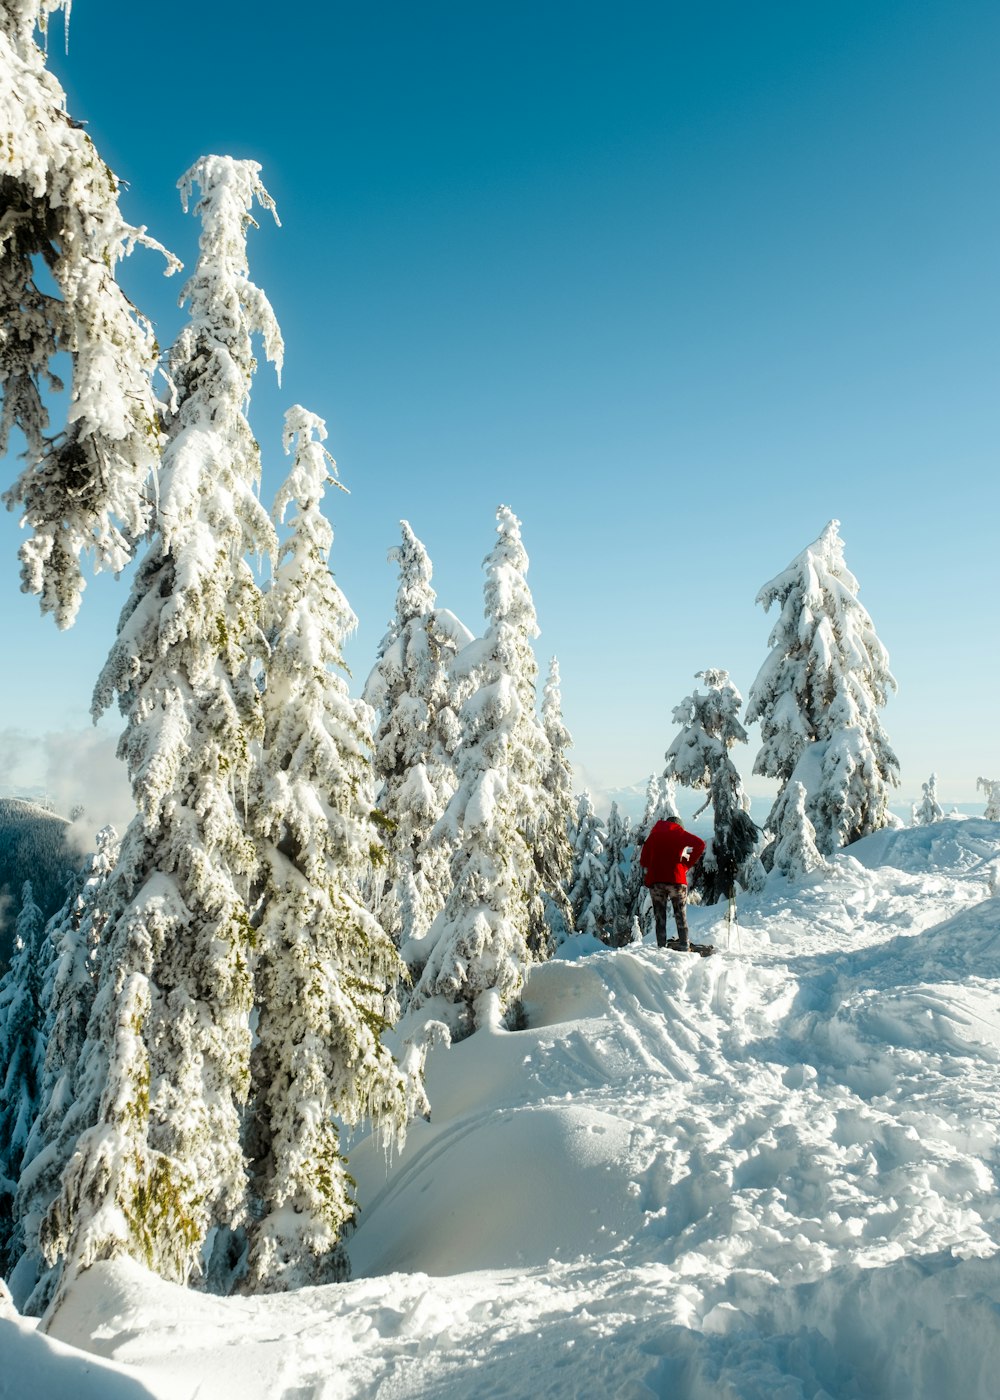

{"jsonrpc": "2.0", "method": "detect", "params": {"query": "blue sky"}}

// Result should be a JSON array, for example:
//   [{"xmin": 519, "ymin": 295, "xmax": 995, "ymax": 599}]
[{"xmin": 2, "ymin": 0, "xmax": 998, "ymax": 819}]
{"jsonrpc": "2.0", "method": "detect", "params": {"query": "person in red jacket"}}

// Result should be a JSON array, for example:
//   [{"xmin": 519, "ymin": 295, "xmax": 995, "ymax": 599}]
[{"xmin": 639, "ymin": 816, "xmax": 706, "ymax": 951}]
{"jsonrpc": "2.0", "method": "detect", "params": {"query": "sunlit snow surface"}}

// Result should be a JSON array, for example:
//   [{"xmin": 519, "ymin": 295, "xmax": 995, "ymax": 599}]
[{"xmin": 5, "ymin": 820, "xmax": 1000, "ymax": 1399}]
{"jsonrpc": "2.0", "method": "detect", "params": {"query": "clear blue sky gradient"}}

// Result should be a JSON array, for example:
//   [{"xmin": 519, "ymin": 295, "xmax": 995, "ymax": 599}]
[{"xmin": 2, "ymin": 0, "xmax": 997, "ymax": 809}]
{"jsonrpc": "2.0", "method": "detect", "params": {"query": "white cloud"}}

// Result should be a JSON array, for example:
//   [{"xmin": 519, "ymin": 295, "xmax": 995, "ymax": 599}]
[
  {"xmin": 0, "ymin": 728, "xmax": 32, "ymax": 789},
  {"xmin": 39, "ymin": 728, "xmax": 134, "ymax": 853}
]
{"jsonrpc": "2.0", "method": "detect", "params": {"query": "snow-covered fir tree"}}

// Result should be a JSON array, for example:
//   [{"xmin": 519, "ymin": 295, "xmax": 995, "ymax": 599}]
[
  {"xmin": 978, "ymin": 777, "xmax": 1000, "ymax": 822},
  {"xmin": 915, "ymin": 773, "xmax": 944, "ymax": 826},
  {"xmin": 770, "ymin": 782, "xmax": 826, "ymax": 879},
  {"xmin": 0, "ymin": 882, "xmax": 46, "ymax": 1274},
  {"xmin": 746, "ymin": 520, "xmax": 899, "ymax": 859},
  {"xmin": 620, "ymin": 826, "xmax": 647, "ymax": 943},
  {"xmin": 639, "ymin": 772, "xmax": 680, "ymax": 839},
  {"xmin": 45, "ymin": 156, "xmax": 283, "ymax": 1289},
  {"xmin": 245, "ymin": 407, "xmax": 422, "ymax": 1293},
  {"xmin": 11, "ymin": 827, "xmax": 117, "ymax": 1311},
  {"xmin": 363, "ymin": 522, "xmax": 472, "ymax": 957},
  {"xmin": 407, "ymin": 507, "xmax": 546, "ymax": 1036},
  {"xmin": 0, "ymin": 1, "xmax": 178, "ymax": 626},
  {"xmin": 568, "ymin": 791, "xmax": 608, "ymax": 939},
  {"xmin": 601, "ymin": 802, "xmax": 635, "ymax": 946},
  {"xmin": 663, "ymin": 670, "xmax": 763, "ymax": 904},
  {"xmin": 535, "ymin": 657, "xmax": 576, "ymax": 949}
]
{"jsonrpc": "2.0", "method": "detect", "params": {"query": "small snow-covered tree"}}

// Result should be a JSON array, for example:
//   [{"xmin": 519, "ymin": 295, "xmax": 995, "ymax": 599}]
[
  {"xmin": 978, "ymin": 777, "xmax": 1000, "ymax": 822},
  {"xmin": 1, "ymin": 1, "xmax": 179, "ymax": 627},
  {"xmin": 639, "ymin": 772, "xmax": 680, "ymax": 840},
  {"xmin": 407, "ymin": 507, "xmax": 545, "ymax": 1035},
  {"xmin": 364, "ymin": 522, "xmax": 472, "ymax": 954},
  {"xmin": 535, "ymin": 657, "xmax": 575, "ymax": 948},
  {"xmin": 245, "ymin": 407, "xmax": 421, "ymax": 1293},
  {"xmin": 620, "ymin": 826, "xmax": 647, "ymax": 942},
  {"xmin": 568, "ymin": 791, "xmax": 607, "ymax": 938},
  {"xmin": 747, "ymin": 520, "xmax": 899, "ymax": 858},
  {"xmin": 601, "ymin": 802, "xmax": 635, "ymax": 946},
  {"xmin": 11, "ymin": 827, "xmax": 117, "ymax": 1311},
  {"xmin": 46, "ymin": 156, "xmax": 282, "ymax": 1288},
  {"xmin": 664, "ymin": 670, "xmax": 762, "ymax": 904},
  {"xmin": 0, "ymin": 882, "xmax": 46, "ymax": 1273},
  {"xmin": 914, "ymin": 773, "xmax": 944, "ymax": 826},
  {"xmin": 770, "ymin": 782, "xmax": 826, "ymax": 879}
]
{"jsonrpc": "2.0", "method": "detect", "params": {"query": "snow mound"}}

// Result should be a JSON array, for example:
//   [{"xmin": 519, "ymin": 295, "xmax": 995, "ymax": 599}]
[{"xmin": 0, "ymin": 1306, "xmax": 156, "ymax": 1400}]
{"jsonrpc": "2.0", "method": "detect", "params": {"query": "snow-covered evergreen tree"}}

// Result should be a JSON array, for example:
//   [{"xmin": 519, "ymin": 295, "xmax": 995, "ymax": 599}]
[
  {"xmin": 535, "ymin": 657, "xmax": 575, "ymax": 949},
  {"xmin": 621, "ymin": 826, "xmax": 647, "ymax": 942},
  {"xmin": 363, "ymin": 522, "xmax": 472, "ymax": 955},
  {"xmin": 639, "ymin": 772, "xmax": 680, "ymax": 839},
  {"xmin": 601, "ymin": 803, "xmax": 635, "ymax": 946},
  {"xmin": 664, "ymin": 670, "xmax": 762, "ymax": 904},
  {"xmin": 978, "ymin": 777, "xmax": 1000, "ymax": 822},
  {"xmin": 914, "ymin": 773, "xmax": 944, "ymax": 826},
  {"xmin": 568, "ymin": 791, "xmax": 607, "ymax": 939},
  {"xmin": 45, "ymin": 156, "xmax": 283, "ymax": 1288},
  {"xmin": 746, "ymin": 520, "xmax": 899, "ymax": 858},
  {"xmin": 11, "ymin": 827, "xmax": 117, "ymax": 1311},
  {"xmin": 770, "ymin": 782, "xmax": 826, "ymax": 879},
  {"xmin": 0, "ymin": 1, "xmax": 178, "ymax": 627},
  {"xmin": 245, "ymin": 407, "xmax": 421, "ymax": 1293},
  {"xmin": 0, "ymin": 882, "xmax": 46, "ymax": 1273},
  {"xmin": 407, "ymin": 507, "xmax": 545, "ymax": 1036}
]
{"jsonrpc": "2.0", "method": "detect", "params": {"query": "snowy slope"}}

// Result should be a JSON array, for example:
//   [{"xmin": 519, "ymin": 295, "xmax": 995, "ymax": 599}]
[
  {"xmin": 0, "ymin": 797, "xmax": 78, "ymax": 968},
  {"xmin": 12, "ymin": 820, "xmax": 1000, "ymax": 1398}
]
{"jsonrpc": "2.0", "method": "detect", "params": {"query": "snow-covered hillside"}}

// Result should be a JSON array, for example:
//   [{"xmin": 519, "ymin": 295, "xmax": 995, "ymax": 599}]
[
  {"xmin": 4, "ymin": 820, "xmax": 1000, "ymax": 1399},
  {"xmin": 0, "ymin": 798, "xmax": 78, "ymax": 968}
]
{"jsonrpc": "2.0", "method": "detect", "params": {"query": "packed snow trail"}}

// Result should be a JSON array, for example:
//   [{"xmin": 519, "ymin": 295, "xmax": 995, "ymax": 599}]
[{"xmin": 21, "ymin": 820, "xmax": 1000, "ymax": 1398}]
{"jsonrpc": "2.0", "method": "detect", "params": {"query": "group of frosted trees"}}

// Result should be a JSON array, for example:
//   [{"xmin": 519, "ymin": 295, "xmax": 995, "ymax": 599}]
[
  {"xmin": 1, "ymin": 3, "xmax": 581, "ymax": 1299},
  {"xmin": 365, "ymin": 510, "xmax": 575, "ymax": 1036},
  {"xmin": 0, "ymin": 7, "xmax": 419, "ymax": 1306}
]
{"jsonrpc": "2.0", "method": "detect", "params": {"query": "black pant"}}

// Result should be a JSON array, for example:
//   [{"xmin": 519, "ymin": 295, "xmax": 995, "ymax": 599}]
[{"xmin": 648, "ymin": 883, "xmax": 689, "ymax": 945}]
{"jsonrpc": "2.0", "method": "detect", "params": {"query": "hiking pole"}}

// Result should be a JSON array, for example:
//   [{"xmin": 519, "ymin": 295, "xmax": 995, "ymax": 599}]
[{"xmin": 726, "ymin": 889, "xmax": 743, "ymax": 953}]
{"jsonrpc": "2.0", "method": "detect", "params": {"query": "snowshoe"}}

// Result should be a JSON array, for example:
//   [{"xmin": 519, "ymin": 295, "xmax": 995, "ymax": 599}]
[{"xmin": 666, "ymin": 937, "xmax": 715, "ymax": 957}]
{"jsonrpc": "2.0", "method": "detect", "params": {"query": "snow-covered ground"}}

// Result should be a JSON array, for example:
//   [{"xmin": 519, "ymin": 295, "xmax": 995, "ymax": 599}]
[{"xmin": 4, "ymin": 819, "xmax": 1000, "ymax": 1399}]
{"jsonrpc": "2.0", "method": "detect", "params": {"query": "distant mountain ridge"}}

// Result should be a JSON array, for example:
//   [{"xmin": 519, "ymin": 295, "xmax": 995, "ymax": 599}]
[{"xmin": 0, "ymin": 797, "xmax": 81, "ymax": 971}]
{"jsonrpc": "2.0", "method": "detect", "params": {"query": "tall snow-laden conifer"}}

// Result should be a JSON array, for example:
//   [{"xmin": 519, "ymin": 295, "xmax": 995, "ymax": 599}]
[
  {"xmin": 245, "ymin": 407, "xmax": 421, "ymax": 1293},
  {"xmin": 46, "ymin": 156, "xmax": 282, "ymax": 1288},
  {"xmin": 407, "ymin": 507, "xmax": 545, "ymax": 1035},
  {"xmin": 363, "ymin": 523, "xmax": 472, "ymax": 955},
  {"xmin": 1, "ymin": 1, "xmax": 178, "ymax": 626},
  {"xmin": 978, "ymin": 778, "xmax": 1000, "ymax": 822},
  {"xmin": 0, "ymin": 882, "xmax": 46, "ymax": 1274},
  {"xmin": 12, "ymin": 827, "xmax": 117, "ymax": 1312},
  {"xmin": 569, "ymin": 791, "xmax": 607, "ymax": 938},
  {"xmin": 746, "ymin": 520, "xmax": 899, "ymax": 857},
  {"xmin": 664, "ymin": 670, "xmax": 762, "ymax": 904},
  {"xmin": 535, "ymin": 657, "xmax": 575, "ymax": 948}
]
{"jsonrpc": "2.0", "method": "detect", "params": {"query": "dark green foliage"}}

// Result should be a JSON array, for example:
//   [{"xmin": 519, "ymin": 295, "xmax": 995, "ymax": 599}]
[
  {"xmin": 0, "ymin": 800, "xmax": 81, "ymax": 972},
  {"xmin": 694, "ymin": 805, "xmax": 760, "ymax": 906}
]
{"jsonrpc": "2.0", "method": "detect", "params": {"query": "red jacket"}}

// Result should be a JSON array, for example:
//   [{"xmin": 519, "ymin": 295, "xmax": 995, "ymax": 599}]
[{"xmin": 640, "ymin": 819, "xmax": 706, "ymax": 887}]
